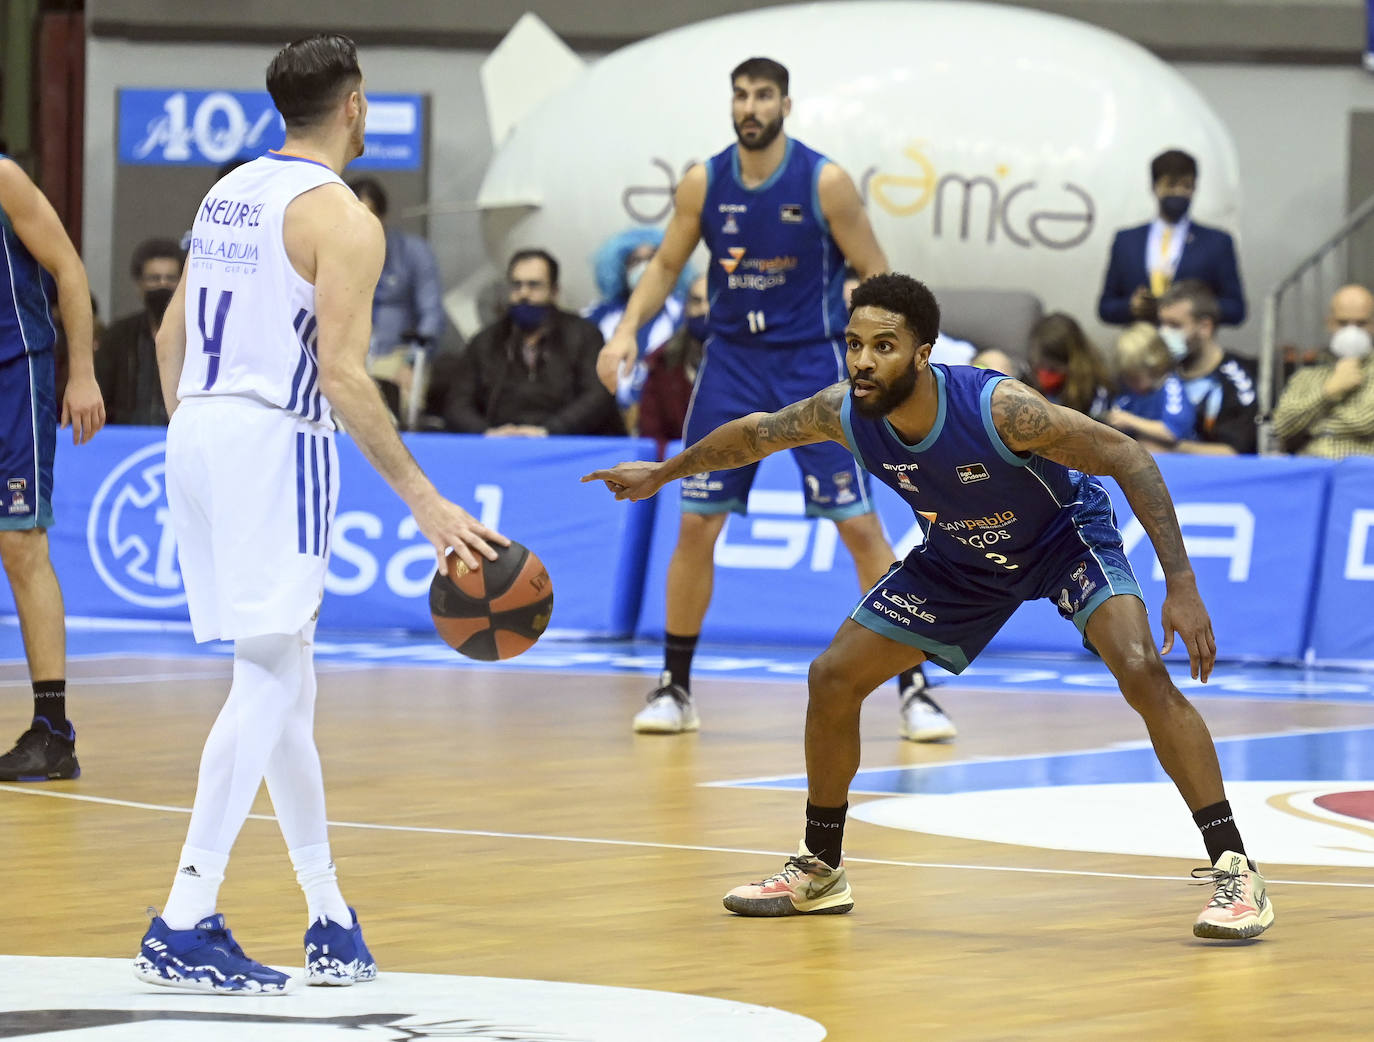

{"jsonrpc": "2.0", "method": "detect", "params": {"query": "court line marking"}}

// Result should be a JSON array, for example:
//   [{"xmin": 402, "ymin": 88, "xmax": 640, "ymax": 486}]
[
  {"xmin": 707, "ymin": 722, "xmax": 1374, "ymax": 792},
  {"xmin": 2, "ymin": 784, "xmax": 1371, "ymax": 889}
]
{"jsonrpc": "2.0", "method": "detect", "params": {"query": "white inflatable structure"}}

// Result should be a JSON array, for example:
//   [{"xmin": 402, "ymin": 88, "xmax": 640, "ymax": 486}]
[{"xmin": 474, "ymin": 2, "xmax": 1241, "ymax": 340}]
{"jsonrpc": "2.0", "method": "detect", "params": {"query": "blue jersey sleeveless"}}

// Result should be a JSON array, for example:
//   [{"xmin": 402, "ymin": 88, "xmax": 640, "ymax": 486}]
[
  {"xmin": 0, "ymin": 157, "xmax": 57, "ymax": 364},
  {"xmin": 840, "ymin": 364, "xmax": 1111, "ymax": 589},
  {"xmin": 700, "ymin": 138, "xmax": 846, "ymax": 346}
]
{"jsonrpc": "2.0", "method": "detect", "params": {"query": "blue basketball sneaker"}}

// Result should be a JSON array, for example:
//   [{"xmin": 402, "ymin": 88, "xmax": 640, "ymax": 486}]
[
  {"xmin": 133, "ymin": 913, "xmax": 292, "ymax": 994},
  {"xmin": 304, "ymin": 907, "xmax": 377, "ymax": 985}
]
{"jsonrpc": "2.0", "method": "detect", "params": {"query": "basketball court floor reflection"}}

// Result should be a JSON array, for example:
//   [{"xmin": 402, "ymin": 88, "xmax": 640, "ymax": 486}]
[{"xmin": 2, "ymin": 627, "xmax": 1373, "ymax": 1040}]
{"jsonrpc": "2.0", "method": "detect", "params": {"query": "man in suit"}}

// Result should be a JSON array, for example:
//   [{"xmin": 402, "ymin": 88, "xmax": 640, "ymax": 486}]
[{"xmin": 1098, "ymin": 149, "xmax": 1246, "ymax": 328}]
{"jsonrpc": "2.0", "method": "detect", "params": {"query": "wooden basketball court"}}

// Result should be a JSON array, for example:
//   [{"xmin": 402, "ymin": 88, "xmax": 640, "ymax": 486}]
[{"xmin": 3, "ymin": 651, "xmax": 1372, "ymax": 1040}]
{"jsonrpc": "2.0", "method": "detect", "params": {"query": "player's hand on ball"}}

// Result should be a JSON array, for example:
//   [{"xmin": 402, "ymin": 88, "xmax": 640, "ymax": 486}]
[
  {"xmin": 581, "ymin": 461, "xmax": 664, "ymax": 501},
  {"xmin": 413, "ymin": 491, "xmax": 510, "ymax": 572}
]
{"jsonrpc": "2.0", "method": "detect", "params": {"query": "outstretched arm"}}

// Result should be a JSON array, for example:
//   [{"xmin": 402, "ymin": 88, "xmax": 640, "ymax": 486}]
[
  {"xmin": 582, "ymin": 382, "xmax": 850, "ymax": 500},
  {"xmin": 991, "ymin": 378, "xmax": 1216, "ymax": 680}
]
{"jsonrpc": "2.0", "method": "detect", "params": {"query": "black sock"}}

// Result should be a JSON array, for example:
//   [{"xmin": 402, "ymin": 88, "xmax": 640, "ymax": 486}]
[
  {"xmin": 32, "ymin": 680, "xmax": 66, "ymax": 729},
  {"xmin": 804, "ymin": 801, "xmax": 848, "ymax": 868},
  {"xmin": 664, "ymin": 632, "xmax": 698, "ymax": 692},
  {"xmin": 1193, "ymin": 800, "xmax": 1249, "ymax": 866}
]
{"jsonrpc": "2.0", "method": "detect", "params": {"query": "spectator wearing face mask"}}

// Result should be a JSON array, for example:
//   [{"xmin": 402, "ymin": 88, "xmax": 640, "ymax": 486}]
[
  {"xmin": 1156, "ymin": 279, "xmax": 1258, "ymax": 454},
  {"xmin": 1102, "ymin": 322, "xmax": 1195, "ymax": 452},
  {"xmin": 639, "ymin": 273, "xmax": 707, "ymax": 458},
  {"xmin": 1098, "ymin": 149, "xmax": 1246, "ymax": 327},
  {"xmin": 441, "ymin": 248, "xmax": 623, "ymax": 437},
  {"xmin": 1028, "ymin": 312, "xmax": 1113, "ymax": 418},
  {"xmin": 1272, "ymin": 284, "xmax": 1374, "ymax": 458},
  {"xmin": 94, "ymin": 237, "xmax": 182, "ymax": 425},
  {"xmin": 584, "ymin": 228, "xmax": 690, "ymax": 410}
]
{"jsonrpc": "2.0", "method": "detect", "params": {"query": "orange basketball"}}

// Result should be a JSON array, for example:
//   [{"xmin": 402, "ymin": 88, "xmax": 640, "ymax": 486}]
[{"xmin": 428, "ymin": 541, "xmax": 553, "ymax": 660}]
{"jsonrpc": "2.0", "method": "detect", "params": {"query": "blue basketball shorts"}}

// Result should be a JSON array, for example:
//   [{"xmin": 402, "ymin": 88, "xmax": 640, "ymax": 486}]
[
  {"xmin": 0, "ymin": 350, "xmax": 56, "ymax": 530},
  {"xmin": 850, "ymin": 503, "xmax": 1143, "ymax": 673},
  {"xmin": 680, "ymin": 336, "xmax": 872, "ymax": 520}
]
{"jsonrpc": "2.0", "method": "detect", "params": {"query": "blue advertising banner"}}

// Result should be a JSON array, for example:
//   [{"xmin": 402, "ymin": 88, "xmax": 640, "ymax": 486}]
[
  {"xmin": 1309, "ymin": 457, "xmax": 1374, "ymax": 662},
  {"xmin": 635, "ymin": 452, "xmax": 1333, "ymax": 665},
  {"xmin": 117, "ymin": 90, "xmax": 424, "ymax": 170},
  {"xmin": 0, "ymin": 429, "xmax": 653, "ymax": 638},
  {"xmin": 993, "ymin": 456, "xmax": 1331, "ymax": 662}
]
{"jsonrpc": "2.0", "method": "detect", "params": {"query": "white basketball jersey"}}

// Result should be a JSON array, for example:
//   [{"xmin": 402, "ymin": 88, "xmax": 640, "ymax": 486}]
[{"xmin": 179, "ymin": 152, "xmax": 346, "ymax": 427}]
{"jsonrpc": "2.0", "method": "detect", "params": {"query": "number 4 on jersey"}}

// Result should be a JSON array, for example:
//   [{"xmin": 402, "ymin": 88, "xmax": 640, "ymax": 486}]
[{"xmin": 197, "ymin": 288, "xmax": 233, "ymax": 389}]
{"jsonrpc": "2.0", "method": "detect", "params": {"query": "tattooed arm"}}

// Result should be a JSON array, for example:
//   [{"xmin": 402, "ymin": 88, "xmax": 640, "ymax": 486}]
[
  {"xmin": 991, "ymin": 378, "xmax": 1217, "ymax": 679},
  {"xmin": 581, "ymin": 382, "xmax": 850, "ymax": 501}
]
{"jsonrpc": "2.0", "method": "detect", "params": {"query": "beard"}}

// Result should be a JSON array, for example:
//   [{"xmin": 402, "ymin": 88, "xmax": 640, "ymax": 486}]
[
  {"xmin": 734, "ymin": 114, "xmax": 784, "ymax": 152},
  {"xmin": 850, "ymin": 365, "xmax": 919, "ymax": 419}
]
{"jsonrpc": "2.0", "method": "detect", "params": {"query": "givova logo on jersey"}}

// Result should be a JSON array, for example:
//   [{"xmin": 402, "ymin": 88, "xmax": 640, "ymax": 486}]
[{"xmin": 87, "ymin": 443, "xmax": 186, "ymax": 609}]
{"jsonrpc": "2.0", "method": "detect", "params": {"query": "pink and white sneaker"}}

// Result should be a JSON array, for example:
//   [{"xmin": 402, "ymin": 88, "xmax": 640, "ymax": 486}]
[
  {"xmin": 1192, "ymin": 850, "xmax": 1275, "ymax": 939},
  {"xmin": 723, "ymin": 844, "xmax": 854, "ymax": 917}
]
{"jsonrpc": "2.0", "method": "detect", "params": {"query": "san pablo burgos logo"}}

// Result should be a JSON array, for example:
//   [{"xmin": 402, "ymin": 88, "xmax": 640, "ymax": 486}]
[{"xmin": 87, "ymin": 442, "xmax": 185, "ymax": 608}]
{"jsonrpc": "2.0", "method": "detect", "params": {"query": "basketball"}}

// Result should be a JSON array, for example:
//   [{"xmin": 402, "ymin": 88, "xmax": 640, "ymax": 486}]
[{"xmin": 429, "ymin": 541, "xmax": 553, "ymax": 660}]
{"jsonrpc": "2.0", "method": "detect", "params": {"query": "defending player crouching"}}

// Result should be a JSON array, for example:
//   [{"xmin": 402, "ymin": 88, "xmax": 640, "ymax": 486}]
[{"xmin": 584, "ymin": 273, "xmax": 1273, "ymax": 941}]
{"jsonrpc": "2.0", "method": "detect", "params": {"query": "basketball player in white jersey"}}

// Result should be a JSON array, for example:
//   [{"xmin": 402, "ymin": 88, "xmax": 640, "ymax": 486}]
[{"xmin": 133, "ymin": 34, "xmax": 507, "ymax": 994}]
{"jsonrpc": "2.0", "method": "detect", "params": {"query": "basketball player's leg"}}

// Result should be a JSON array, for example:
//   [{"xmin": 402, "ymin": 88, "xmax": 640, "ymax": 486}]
[
  {"xmin": 635, "ymin": 340, "xmax": 756, "ymax": 734},
  {"xmin": 795, "ymin": 436, "xmax": 954, "ymax": 742},
  {"xmin": 664, "ymin": 510, "xmax": 729, "ymax": 636},
  {"xmin": 724, "ymin": 559, "xmax": 1001, "ymax": 916},
  {"xmin": 1085, "ymin": 595, "xmax": 1226, "ymax": 811},
  {"xmin": 263, "ymin": 621, "xmax": 376, "ymax": 984},
  {"xmin": 722, "ymin": 621, "xmax": 923, "ymax": 917},
  {"xmin": 1074, "ymin": 574, "xmax": 1271, "ymax": 937},
  {"xmin": 0, "ymin": 350, "xmax": 76, "ymax": 782}
]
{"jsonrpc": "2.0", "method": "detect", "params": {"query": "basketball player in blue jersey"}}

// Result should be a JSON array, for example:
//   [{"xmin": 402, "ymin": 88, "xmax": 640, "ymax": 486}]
[
  {"xmin": 586, "ymin": 273, "xmax": 1273, "ymax": 941},
  {"xmin": 133, "ymin": 35, "xmax": 508, "ymax": 994},
  {"xmin": 597, "ymin": 57, "xmax": 952, "ymax": 742},
  {"xmin": 0, "ymin": 156, "xmax": 105, "ymax": 782}
]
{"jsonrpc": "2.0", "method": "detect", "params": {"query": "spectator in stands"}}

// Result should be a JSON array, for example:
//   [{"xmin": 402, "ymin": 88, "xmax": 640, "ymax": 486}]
[
  {"xmin": 94, "ymin": 237, "xmax": 182, "ymax": 425},
  {"xmin": 1028, "ymin": 312, "xmax": 1113, "ymax": 418},
  {"xmin": 350, "ymin": 177, "xmax": 445, "ymax": 418},
  {"xmin": 640, "ymin": 273, "xmax": 708, "ymax": 458},
  {"xmin": 442, "ymin": 248, "xmax": 622, "ymax": 436},
  {"xmin": 1157, "ymin": 279, "xmax": 1258, "ymax": 454},
  {"xmin": 1272, "ymin": 284, "xmax": 1374, "ymax": 458},
  {"xmin": 1098, "ymin": 149, "xmax": 1245, "ymax": 327},
  {"xmin": 1103, "ymin": 322, "xmax": 1195, "ymax": 451},
  {"xmin": 585, "ymin": 228, "xmax": 688, "ymax": 413}
]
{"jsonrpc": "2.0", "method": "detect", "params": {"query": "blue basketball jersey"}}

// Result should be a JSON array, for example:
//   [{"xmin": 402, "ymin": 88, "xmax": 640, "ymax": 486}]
[
  {"xmin": 0, "ymin": 156, "xmax": 57, "ymax": 364},
  {"xmin": 840, "ymin": 365, "xmax": 1112, "ymax": 589},
  {"xmin": 700, "ymin": 138, "xmax": 847, "ymax": 346}
]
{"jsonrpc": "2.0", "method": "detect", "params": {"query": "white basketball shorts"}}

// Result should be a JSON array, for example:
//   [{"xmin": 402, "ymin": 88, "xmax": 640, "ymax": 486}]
[{"xmin": 166, "ymin": 397, "xmax": 338, "ymax": 642}]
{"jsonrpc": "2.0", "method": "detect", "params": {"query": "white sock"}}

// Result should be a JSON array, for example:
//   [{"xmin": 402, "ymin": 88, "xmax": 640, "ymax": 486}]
[
  {"xmin": 161, "ymin": 845, "xmax": 229, "ymax": 930},
  {"xmin": 291, "ymin": 843, "xmax": 351, "ymax": 927}
]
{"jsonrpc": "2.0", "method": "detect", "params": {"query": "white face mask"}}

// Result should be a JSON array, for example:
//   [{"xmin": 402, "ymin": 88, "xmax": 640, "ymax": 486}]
[
  {"xmin": 1158, "ymin": 325, "xmax": 1189, "ymax": 361},
  {"xmin": 625, "ymin": 260, "xmax": 649, "ymax": 293},
  {"xmin": 1331, "ymin": 324, "xmax": 1373, "ymax": 359}
]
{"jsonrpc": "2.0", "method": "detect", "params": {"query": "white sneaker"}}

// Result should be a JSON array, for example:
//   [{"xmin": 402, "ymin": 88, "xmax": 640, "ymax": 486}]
[
  {"xmin": 633, "ymin": 672, "xmax": 700, "ymax": 734},
  {"xmin": 899, "ymin": 672, "xmax": 956, "ymax": 742}
]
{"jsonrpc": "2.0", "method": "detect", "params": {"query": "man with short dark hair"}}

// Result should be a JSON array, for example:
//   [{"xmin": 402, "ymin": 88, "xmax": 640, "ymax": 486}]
[
  {"xmin": 134, "ymin": 32, "xmax": 507, "ymax": 994},
  {"xmin": 1157, "ymin": 279, "xmax": 1258, "ymax": 454},
  {"xmin": 442, "ymin": 248, "xmax": 620, "ymax": 436},
  {"xmin": 95, "ymin": 237, "xmax": 184, "ymax": 425},
  {"xmin": 586, "ymin": 272, "xmax": 1275, "ymax": 942},
  {"xmin": 1098, "ymin": 149, "xmax": 1246, "ymax": 327},
  {"xmin": 595, "ymin": 56, "xmax": 952, "ymax": 741},
  {"xmin": 347, "ymin": 176, "xmax": 444, "ymax": 357}
]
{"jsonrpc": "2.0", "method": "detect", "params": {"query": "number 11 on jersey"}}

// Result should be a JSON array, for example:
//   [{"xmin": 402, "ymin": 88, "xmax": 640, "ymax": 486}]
[
  {"xmin": 197, "ymin": 288, "xmax": 233, "ymax": 390},
  {"xmin": 747, "ymin": 309, "xmax": 767, "ymax": 334}
]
